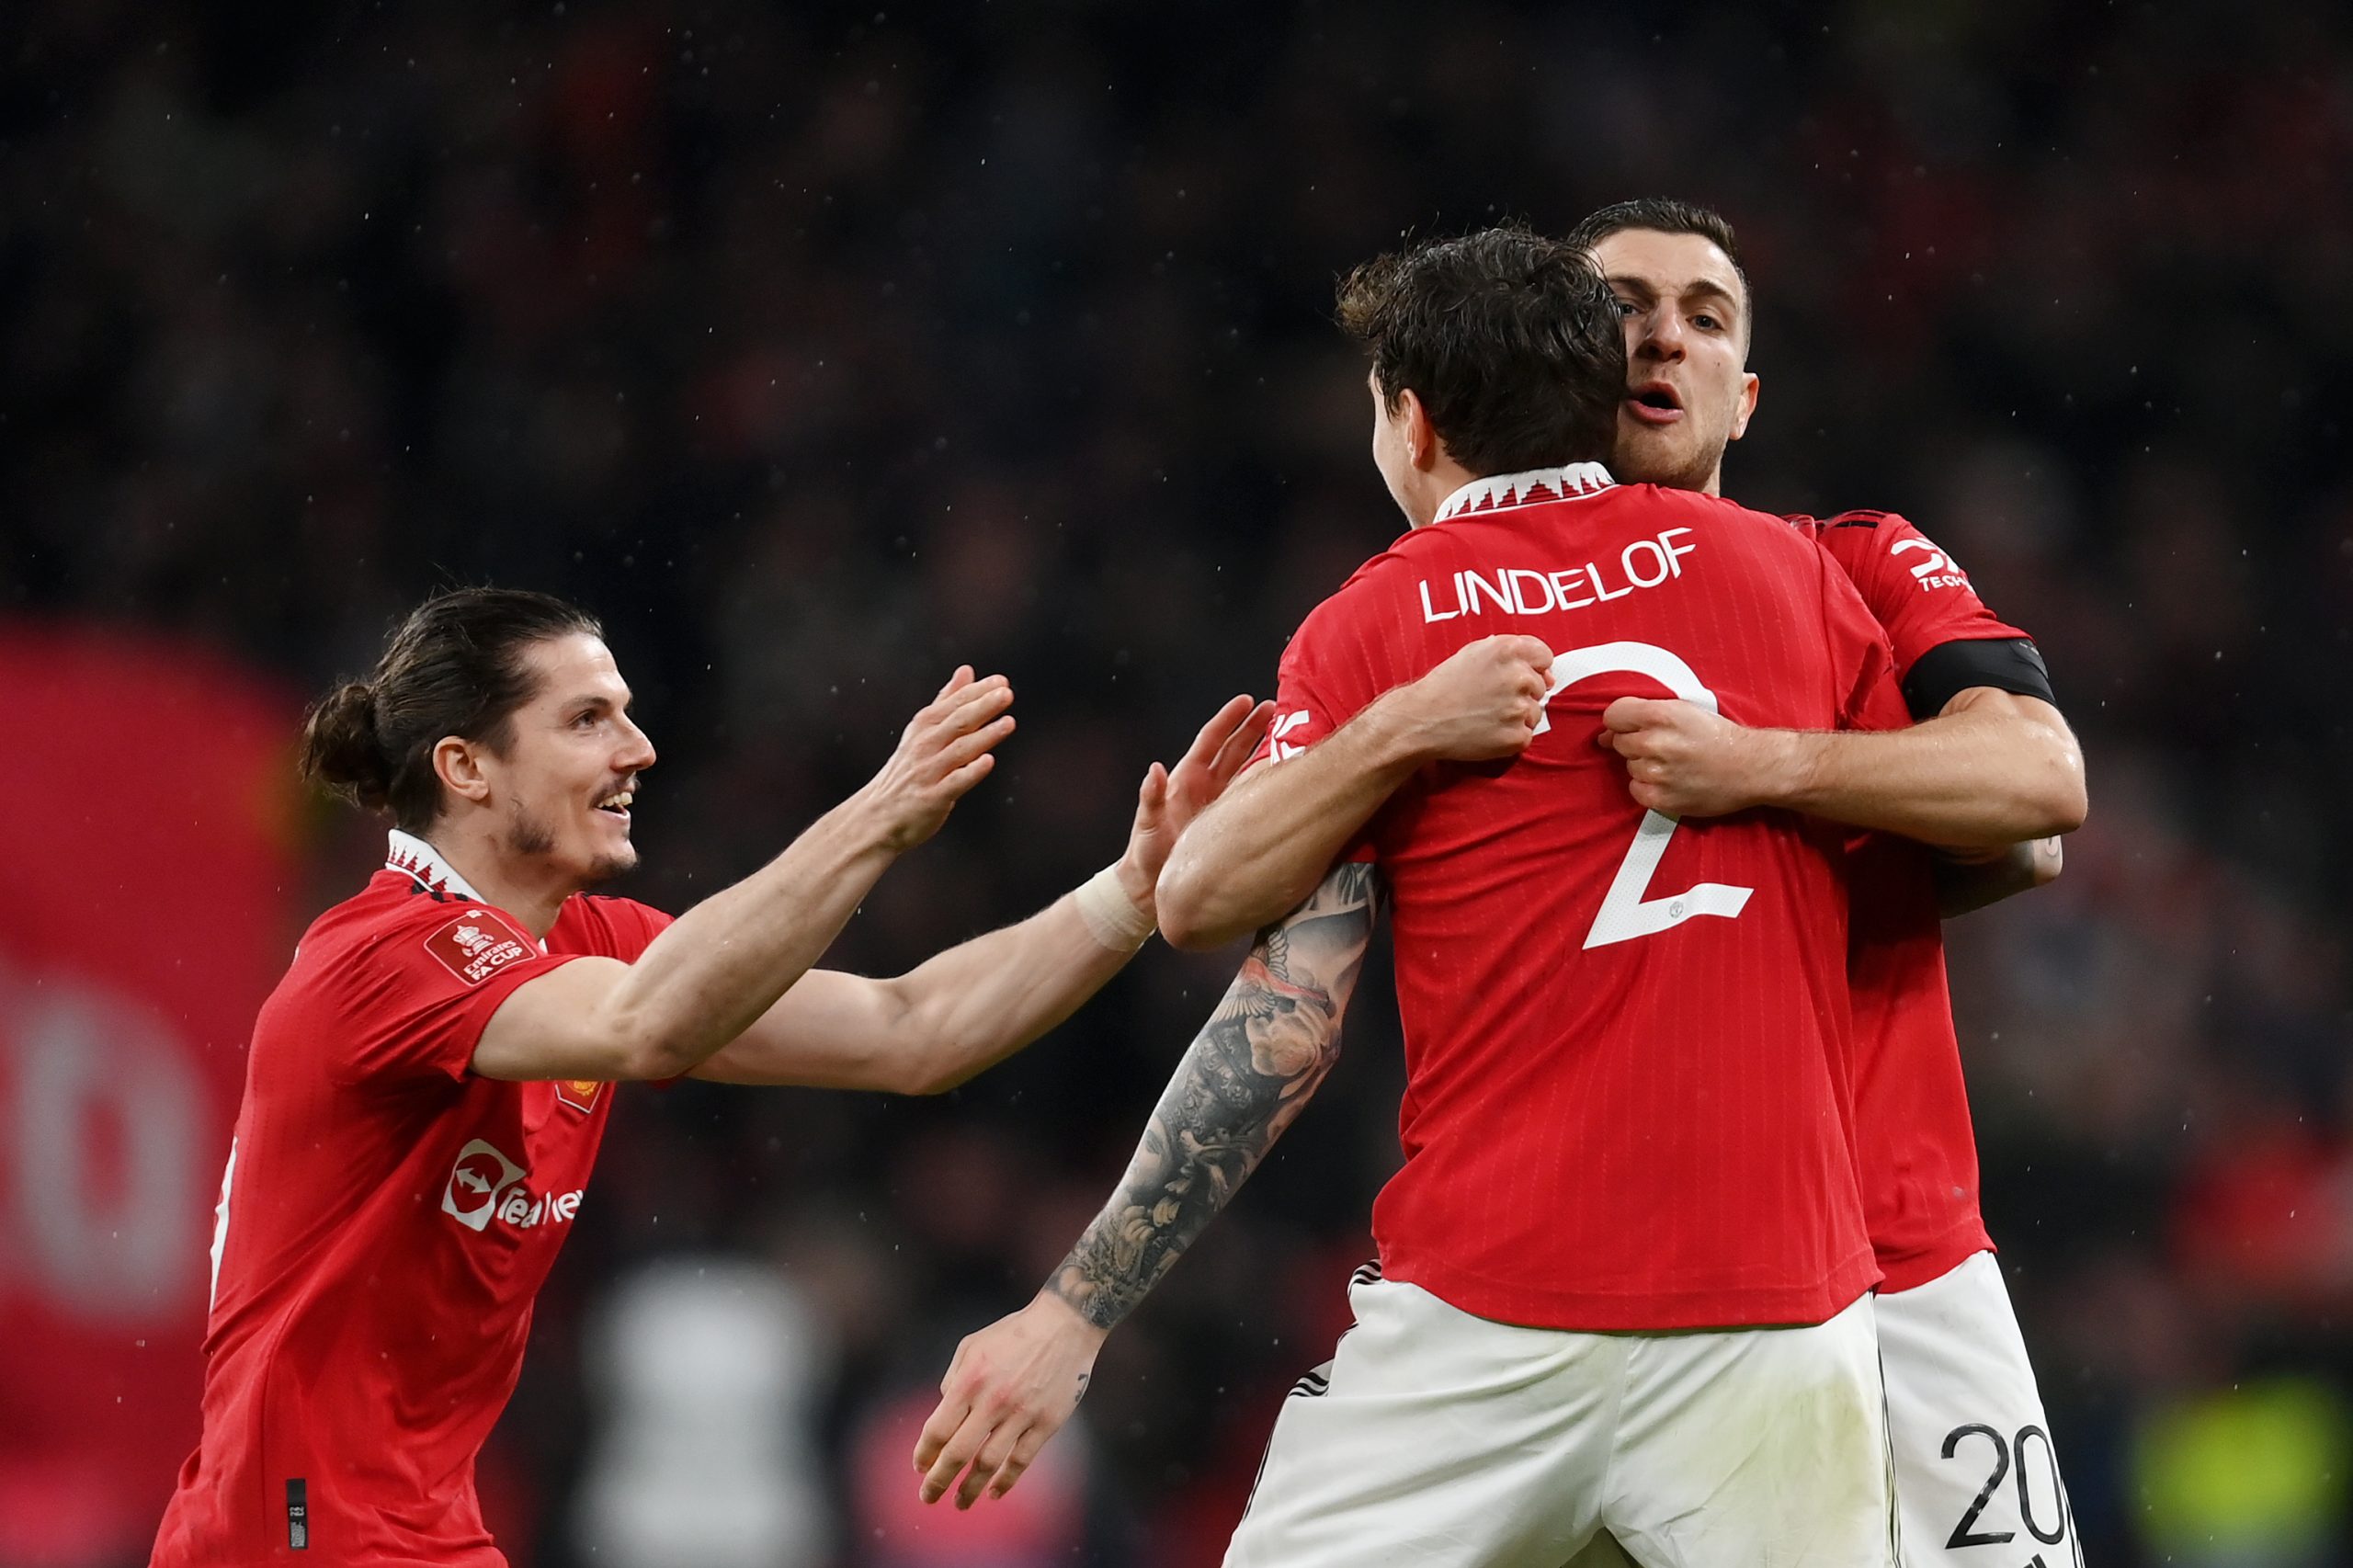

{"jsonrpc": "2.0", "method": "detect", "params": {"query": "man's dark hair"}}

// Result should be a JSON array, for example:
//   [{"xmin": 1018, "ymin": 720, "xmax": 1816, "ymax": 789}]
[
  {"xmin": 1336, "ymin": 223, "xmax": 1624, "ymax": 476},
  {"xmin": 300, "ymin": 586, "xmax": 604, "ymax": 832},
  {"xmin": 1563, "ymin": 198, "xmax": 1753, "ymax": 326}
]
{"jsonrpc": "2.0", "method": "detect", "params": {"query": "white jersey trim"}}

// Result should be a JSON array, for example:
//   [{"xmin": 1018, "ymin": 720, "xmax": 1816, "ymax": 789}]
[
  {"xmin": 386, "ymin": 829, "xmax": 487, "ymax": 902},
  {"xmin": 386, "ymin": 830, "xmax": 557, "ymax": 955},
  {"xmin": 1434, "ymin": 462, "xmax": 1616, "ymax": 524}
]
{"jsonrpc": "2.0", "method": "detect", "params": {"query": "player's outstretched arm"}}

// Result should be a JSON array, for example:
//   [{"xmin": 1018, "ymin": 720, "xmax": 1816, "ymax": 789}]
[
  {"xmin": 1157, "ymin": 634, "xmax": 1551, "ymax": 949},
  {"xmin": 912, "ymin": 861, "xmax": 1380, "ymax": 1507},
  {"xmin": 1598, "ymin": 684, "xmax": 2086, "ymax": 850},
  {"xmin": 689, "ymin": 695, "xmax": 1272, "ymax": 1094},
  {"xmin": 470, "ymin": 669, "xmax": 1014, "ymax": 1085}
]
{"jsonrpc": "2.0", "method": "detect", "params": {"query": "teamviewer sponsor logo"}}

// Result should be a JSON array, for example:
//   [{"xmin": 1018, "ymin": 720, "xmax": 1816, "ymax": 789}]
[
  {"xmin": 440, "ymin": 1138, "xmax": 585, "ymax": 1233},
  {"xmin": 442, "ymin": 1139, "xmax": 526, "ymax": 1232}
]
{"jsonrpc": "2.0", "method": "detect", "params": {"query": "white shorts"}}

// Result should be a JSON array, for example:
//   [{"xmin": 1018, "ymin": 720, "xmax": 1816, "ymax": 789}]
[
  {"xmin": 1225, "ymin": 1267, "xmax": 1896, "ymax": 1568},
  {"xmin": 1878, "ymin": 1251, "xmax": 2081, "ymax": 1567}
]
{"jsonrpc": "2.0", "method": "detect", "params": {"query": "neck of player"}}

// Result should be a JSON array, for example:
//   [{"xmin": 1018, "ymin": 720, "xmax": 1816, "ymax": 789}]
[{"xmin": 426, "ymin": 821, "xmax": 583, "ymax": 939}]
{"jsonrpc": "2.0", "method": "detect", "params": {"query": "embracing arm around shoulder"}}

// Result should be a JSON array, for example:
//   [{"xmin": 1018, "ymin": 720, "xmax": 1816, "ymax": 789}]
[
  {"xmin": 1775, "ymin": 685, "xmax": 2086, "ymax": 847},
  {"xmin": 1600, "ymin": 680, "xmax": 2087, "ymax": 851},
  {"xmin": 912, "ymin": 859, "xmax": 1381, "ymax": 1506},
  {"xmin": 1158, "ymin": 634, "xmax": 1552, "ymax": 950},
  {"xmin": 470, "ymin": 672, "xmax": 1014, "ymax": 1085}
]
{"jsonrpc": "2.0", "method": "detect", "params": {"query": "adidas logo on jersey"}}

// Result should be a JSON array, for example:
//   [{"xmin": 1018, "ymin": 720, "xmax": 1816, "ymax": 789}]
[{"xmin": 440, "ymin": 1138, "xmax": 584, "ymax": 1233}]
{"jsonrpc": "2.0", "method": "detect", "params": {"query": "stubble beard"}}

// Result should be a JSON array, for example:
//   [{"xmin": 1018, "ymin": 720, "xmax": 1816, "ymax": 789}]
[
  {"xmin": 1615, "ymin": 420, "xmax": 1725, "ymax": 496},
  {"xmin": 502, "ymin": 800, "xmax": 636, "ymax": 890},
  {"xmin": 505, "ymin": 800, "xmax": 558, "ymax": 859}
]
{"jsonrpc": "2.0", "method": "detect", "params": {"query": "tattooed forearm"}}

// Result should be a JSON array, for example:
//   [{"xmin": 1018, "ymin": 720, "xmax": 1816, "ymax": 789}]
[{"xmin": 1046, "ymin": 861, "xmax": 1380, "ymax": 1330}]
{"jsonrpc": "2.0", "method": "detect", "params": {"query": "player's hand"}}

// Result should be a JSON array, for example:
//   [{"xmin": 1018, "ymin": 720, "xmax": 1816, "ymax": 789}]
[
  {"xmin": 859, "ymin": 667, "xmax": 1017, "ymax": 850},
  {"xmin": 1113, "ymin": 694, "xmax": 1276, "ymax": 915},
  {"xmin": 1597, "ymin": 696, "xmax": 1784, "ymax": 817},
  {"xmin": 915, "ymin": 1292, "xmax": 1107, "ymax": 1508},
  {"xmin": 1382, "ymin": 634, "xmax": 1556, "ymax": 764}
]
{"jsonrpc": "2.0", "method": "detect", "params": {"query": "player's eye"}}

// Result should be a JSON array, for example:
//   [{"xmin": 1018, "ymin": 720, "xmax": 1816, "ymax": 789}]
[
  {"xmin": 1693, "ymin": 313, "xmax": 1724, "ymax": 332},
  {"xmin": 1611, "ymin": 298, "xmax": 1639, "ymax": 318}
]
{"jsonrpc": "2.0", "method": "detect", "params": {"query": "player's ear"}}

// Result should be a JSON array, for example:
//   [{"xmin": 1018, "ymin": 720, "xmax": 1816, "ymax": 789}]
[
  {"xmin": 1397, "ymin": 387, "xmax": 1438, "ymax": 470},
  {"xmin": 433, "ymin": 736, "xmax": 494, "ymax": 807},
  {"xmin": 1729, "ymin": 371, "xmax": 1760, "ymax": 442}
]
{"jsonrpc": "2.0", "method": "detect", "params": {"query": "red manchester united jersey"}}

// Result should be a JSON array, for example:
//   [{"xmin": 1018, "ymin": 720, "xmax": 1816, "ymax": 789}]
[
  {"xmin": 1267, "ymin": 464, "xmax": 1907, "ymax": 1331},
  {"xmin": 1799, "ymin": 510, "xmax": 2033, "ymax": 1291},
  {"xmin": 152, "ymin": 832, "xmax": 673, "ymax": 1566}
]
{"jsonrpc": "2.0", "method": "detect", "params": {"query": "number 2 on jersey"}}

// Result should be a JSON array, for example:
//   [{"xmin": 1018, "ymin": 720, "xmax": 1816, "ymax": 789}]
[{"xmin": 1532, "ymin": 641, "xmax": 1754, "ymax": 949}]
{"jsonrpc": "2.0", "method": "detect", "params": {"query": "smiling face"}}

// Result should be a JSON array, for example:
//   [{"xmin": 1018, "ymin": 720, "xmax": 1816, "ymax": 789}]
[
  {"xmin": 449, "ymin": 632, "xmax": 656, "ymax": 891},
  {"xmin": 1591, "ymin": 228, "xmax": 1760, "ymax": 495}
]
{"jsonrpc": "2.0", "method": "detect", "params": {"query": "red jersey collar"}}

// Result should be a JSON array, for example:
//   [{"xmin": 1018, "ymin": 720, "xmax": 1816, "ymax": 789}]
[
  {"xmin": 385, "ymin": 829, "xmax": 487, "ymax": 902},
  {"xmin": 1434, "ymin": 462, "xmax": 1615, "ymax": 524}
]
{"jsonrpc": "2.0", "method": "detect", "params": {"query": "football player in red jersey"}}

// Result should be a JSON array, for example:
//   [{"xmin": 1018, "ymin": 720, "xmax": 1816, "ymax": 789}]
[
  {"xmin": 1559, "ymin": 199, "xmax": 2088, "ymax": 1567},
  {"xmin": 918, "ymin": 229, "xmax": 1920, "ymax": 1565},
  {"xmin": 958, "ymin": 203, "xmax": 2089, "ymax": 1565},
  {"xmin": 150, "ymin": 586, "xmax": 1268, "ymax": 1566}
]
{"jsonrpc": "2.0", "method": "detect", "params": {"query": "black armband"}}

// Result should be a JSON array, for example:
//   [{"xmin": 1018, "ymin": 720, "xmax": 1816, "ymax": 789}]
[{"xmin": 1901, "ymin": 637, "xmax": 2056, "ymax": 722}]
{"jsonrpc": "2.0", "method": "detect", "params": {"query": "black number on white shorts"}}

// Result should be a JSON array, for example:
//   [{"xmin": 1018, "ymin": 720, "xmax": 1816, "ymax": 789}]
[
  {"xmin": 1940, "ymin": 1424, "xmax": 2015, "ymax": 1548},
  {"xmin": 2014, "ymin": 1425, "xmax": 2067, "ymax": 1546},
  {"xmin": 1942, "ymin": 1423, "xmax": 2073, "ymax": 1551}
]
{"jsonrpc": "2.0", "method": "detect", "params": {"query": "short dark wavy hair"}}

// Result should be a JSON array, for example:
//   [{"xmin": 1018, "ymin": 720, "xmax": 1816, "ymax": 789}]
[{"xmin": 1335, "ymin": 223, "xmax": 1624, "ymax": 476}]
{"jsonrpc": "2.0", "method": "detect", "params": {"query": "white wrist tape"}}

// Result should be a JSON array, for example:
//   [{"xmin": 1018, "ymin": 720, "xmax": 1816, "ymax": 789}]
[{"xmin": 1074, "ymin": 865, "xmax": 1155, "ymax": 952}]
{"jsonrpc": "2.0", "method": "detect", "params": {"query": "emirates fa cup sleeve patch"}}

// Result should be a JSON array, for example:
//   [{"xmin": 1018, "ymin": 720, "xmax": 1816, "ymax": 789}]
[{"xmin": 423, "ymin": 909, "xmax": 538, "ymax": 985}]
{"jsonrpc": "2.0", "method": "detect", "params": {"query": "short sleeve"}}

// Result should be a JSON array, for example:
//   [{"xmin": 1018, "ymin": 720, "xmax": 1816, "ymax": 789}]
[
  {"xmin": 1240, "ymin": 570, "xmax": 1415, "ymax": 865},
  {"xmin": 1810, "ymin": 512, "xmax": 2031, "ymax": 679},
  {"xmin": 326, "ymin": 903, "xmax": 581, "ymax": 1088},
  {"xmin": 1246, "ymin": 577, "xmax": 1400, "ymax": 770},
  {"xmin": 1814, "ymin": 540, "xmax": 1910, "ymax": 735}
]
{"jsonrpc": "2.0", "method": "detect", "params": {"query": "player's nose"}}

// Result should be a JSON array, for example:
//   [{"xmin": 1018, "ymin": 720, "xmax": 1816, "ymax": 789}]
[
  {"xmin": 1639, "ymin": 308, "xmax": 1688, "ymax": 358},
  {"xmin": 616, "ymin": 716, "xmax": 656, "ymax": 771}
]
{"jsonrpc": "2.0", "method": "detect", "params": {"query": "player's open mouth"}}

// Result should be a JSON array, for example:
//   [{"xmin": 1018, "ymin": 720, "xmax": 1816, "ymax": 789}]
[
  {"xmin": 1626, "ymin": 381, "xmax": 1684, "ymax": 426},
  {"xmin": 594, "ymin": 790, "xmax": 633, "ymax": 822}
]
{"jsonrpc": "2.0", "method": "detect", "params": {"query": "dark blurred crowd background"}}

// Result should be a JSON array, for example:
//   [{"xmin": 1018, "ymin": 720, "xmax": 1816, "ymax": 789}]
[{"xmin": 6, "ymin": 1, "xmax": 2352, "ymax": 1564}]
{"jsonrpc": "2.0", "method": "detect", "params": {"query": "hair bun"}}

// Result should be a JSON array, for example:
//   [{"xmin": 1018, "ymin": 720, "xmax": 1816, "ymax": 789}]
[{"xmin": 298, "ymin": 679, "xmax": 394, "ymax": 809}]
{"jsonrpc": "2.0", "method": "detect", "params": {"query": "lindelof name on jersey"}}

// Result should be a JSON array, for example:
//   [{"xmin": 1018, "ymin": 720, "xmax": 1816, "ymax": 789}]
[
  {"xmin": 440, "ymin": 1137, "xmax": 585, "ymax": 1234},
  {"xmin": 1419, "ymin": 528, "xmax": 1698, "ymax": 624}
]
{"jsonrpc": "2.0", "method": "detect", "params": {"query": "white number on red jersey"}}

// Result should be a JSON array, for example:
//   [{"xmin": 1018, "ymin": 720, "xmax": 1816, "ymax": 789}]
[{"xmin": 1534, "ymin": 641, "xmax": 1755, "ymax": 949}]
